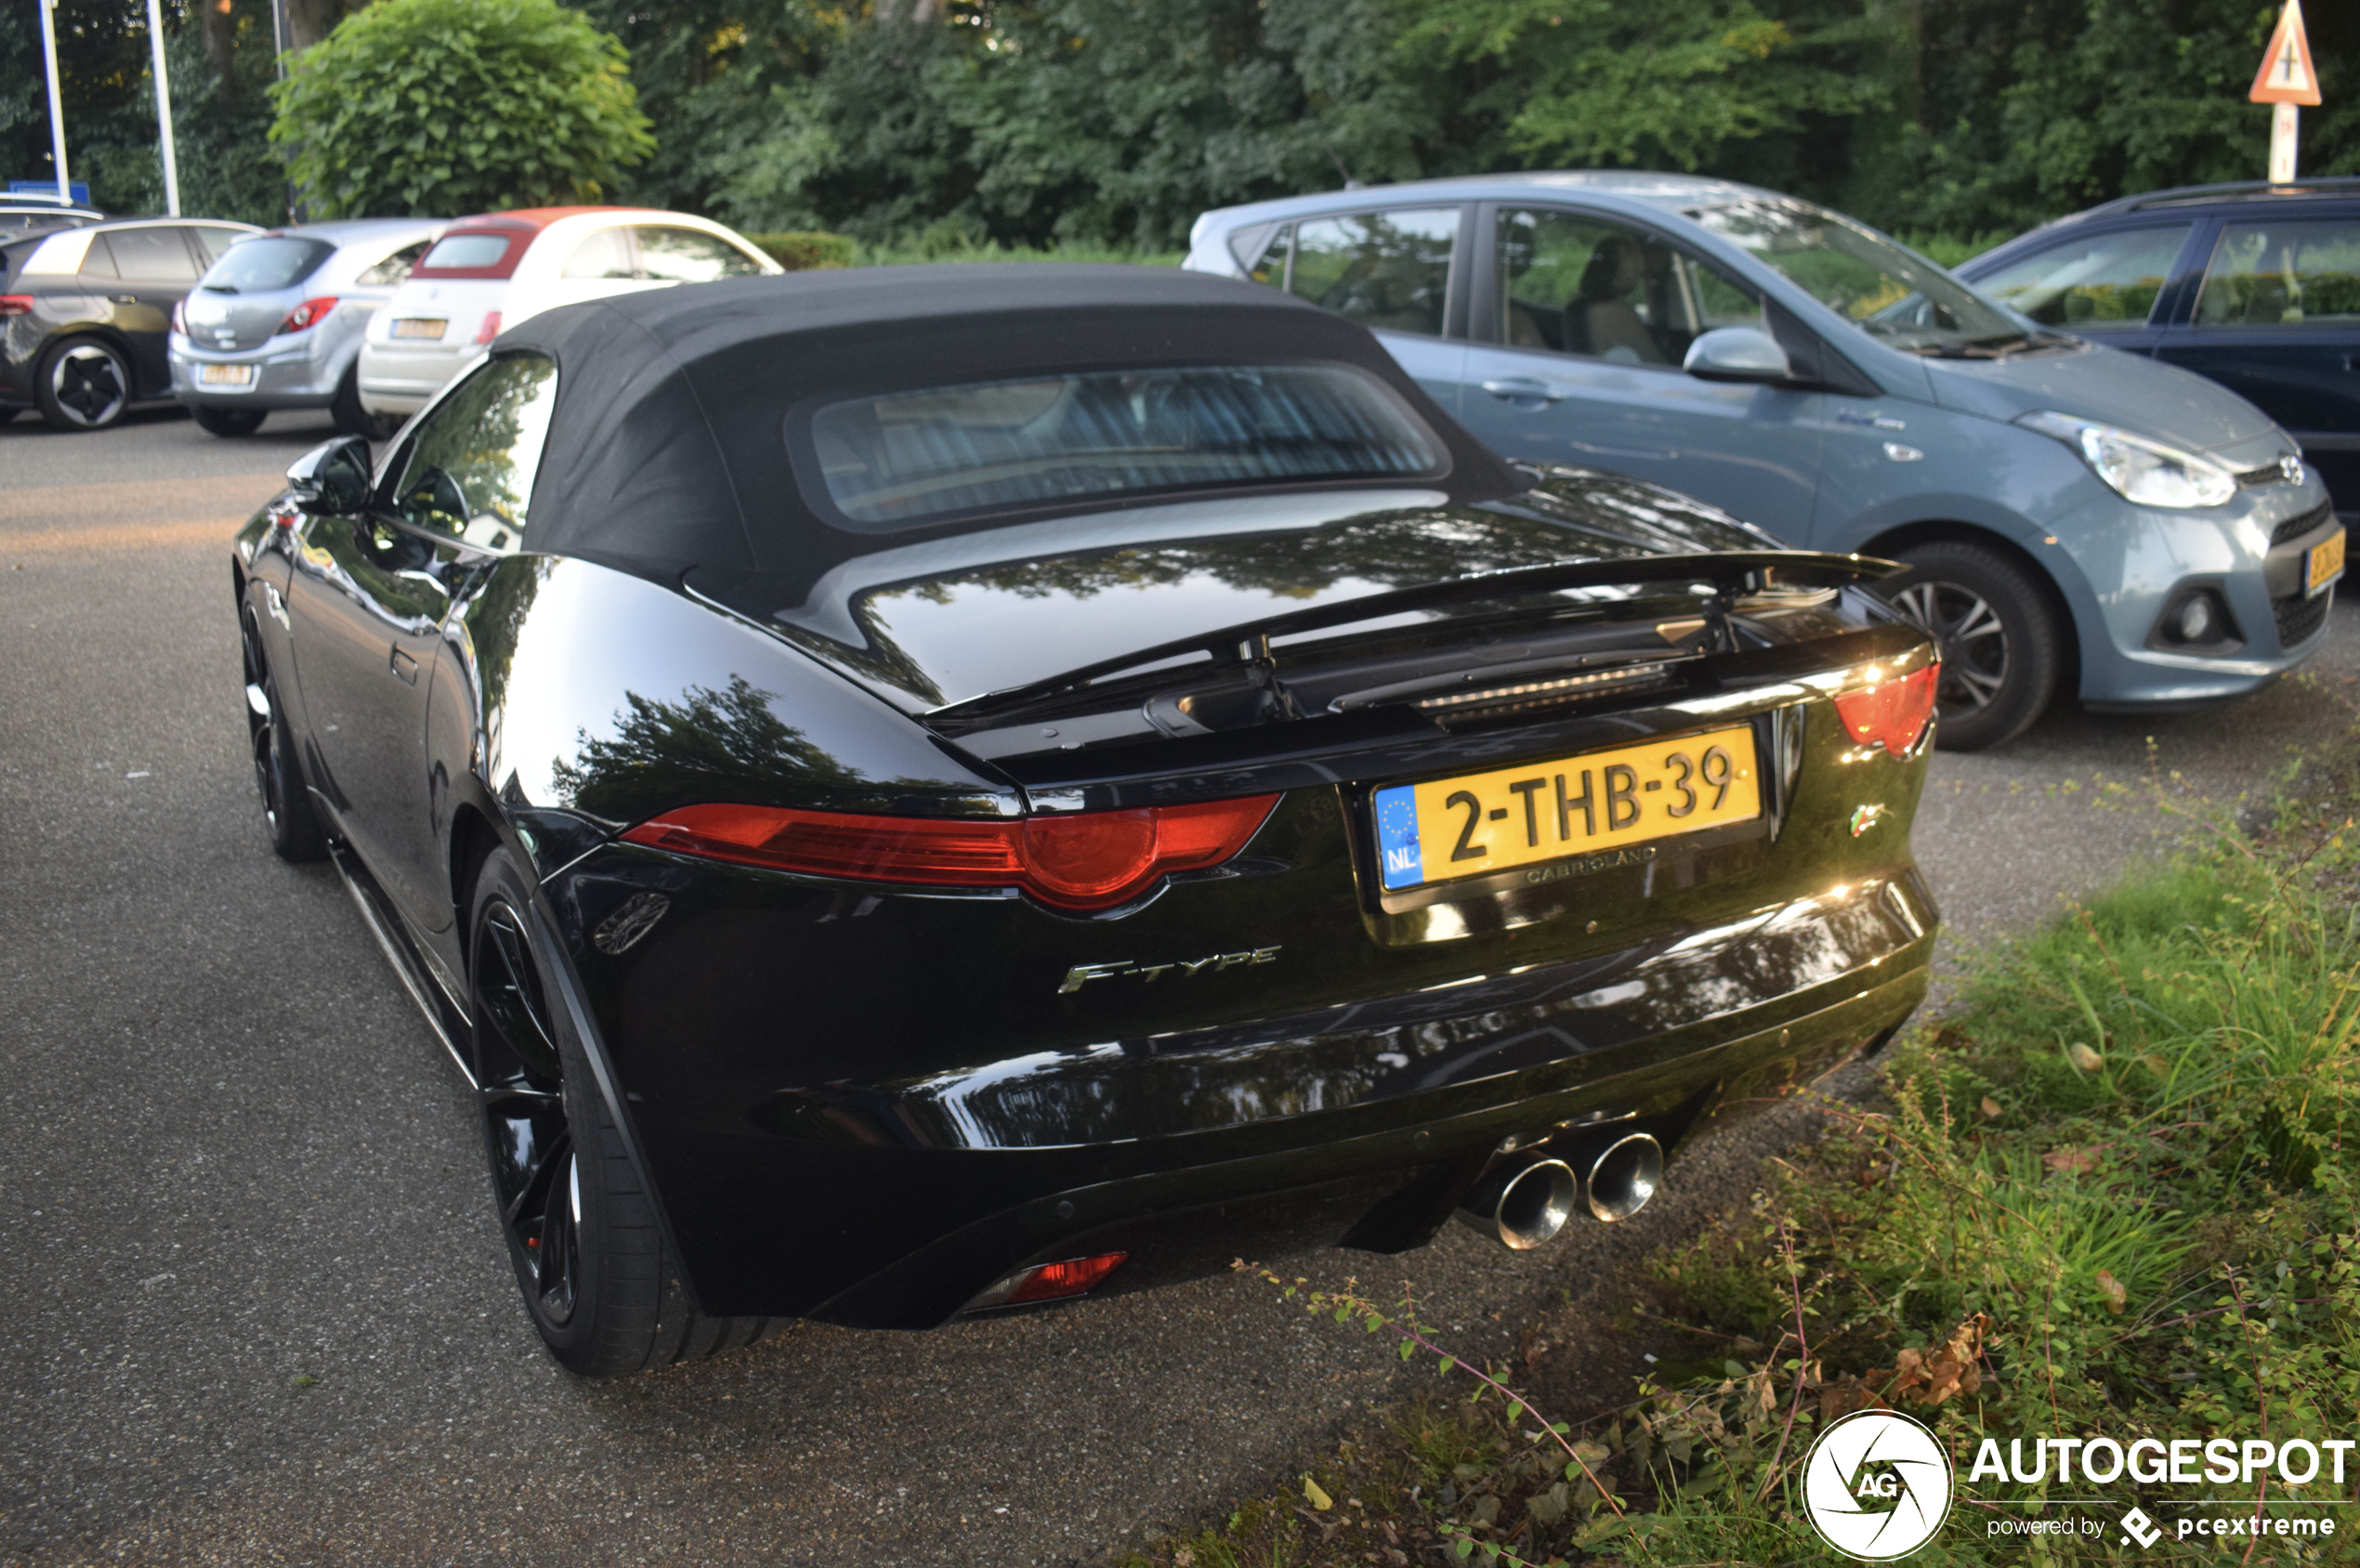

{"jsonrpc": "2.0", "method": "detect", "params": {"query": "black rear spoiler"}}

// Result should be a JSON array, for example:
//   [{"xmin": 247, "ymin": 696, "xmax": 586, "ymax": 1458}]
[{"xmin": 926, "ymin": 549, "xmax": 1897, "ymax": 721}]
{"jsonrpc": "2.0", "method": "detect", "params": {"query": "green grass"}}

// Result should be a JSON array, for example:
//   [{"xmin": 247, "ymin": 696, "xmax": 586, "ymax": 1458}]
[{"xmin": 1117, "ymin": 769, "xmax": 2360, "ymax": 1567}]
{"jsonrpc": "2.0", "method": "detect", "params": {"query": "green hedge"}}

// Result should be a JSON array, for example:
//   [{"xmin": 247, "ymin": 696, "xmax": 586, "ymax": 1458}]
[{"xmin": 745, "ymin": 232, "xmax": 857, "ymax": 271}]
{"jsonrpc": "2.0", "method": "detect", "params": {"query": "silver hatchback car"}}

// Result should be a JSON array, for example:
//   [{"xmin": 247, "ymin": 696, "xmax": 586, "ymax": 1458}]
[{"xmin": 171, "ymin": 217, "xmax": 444, "ymax": 439}]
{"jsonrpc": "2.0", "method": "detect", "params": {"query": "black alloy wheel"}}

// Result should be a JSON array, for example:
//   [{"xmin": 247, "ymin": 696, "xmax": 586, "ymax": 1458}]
[
  {"xmin": 194, "ymin": 405, "xmax": 267, "ymax": 437},
  {"xmin": 465, "ymin": 850, "xmax": 780, "ymax": 1377},
  {"xmin": 35, "ymin": 335, "xmax": 134, "ymax": 431},
  {"xmin": 1876, "ymin": 540, "xmax": 2063, "ymax": 751},
  {"xmin": 241, "ymin": 605, "xmax": 327, "ymax": 861},
  {"xmin": 331, "ymin": 364, "xmax": 400, "ymax": 442}
]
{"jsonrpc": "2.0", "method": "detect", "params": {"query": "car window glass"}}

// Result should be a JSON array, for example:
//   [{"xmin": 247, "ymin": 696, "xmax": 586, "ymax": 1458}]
[
  {"xmin": 387, "ymin": 355, "xmax": 560, "ymax": 552},
  {"xmin": 633, "ymin": 226, "xmax": 766, "ymax": 282},
  {"xmin": 802, "ymin": 363, "xmax": 1446, "ymax": 531},
  {"xmin": 355, "ymin": 238, "xmax": 432, "ymax": 288},
  {"xmin": 1971, "ymin": 226, "xmax": 2189, "ymax": 331},
  {"xmin": 1496, "ymin": 208, "xmax": 1756, "ymax": 365},
  {"xmin": 77, "ymin": 234, "xmax": 119, "ymax": 279},
  {"xmin": 1238, "ymin": 225, "xmax": 1286, "ymax": 285},
  {"xmin": 107, "ymin": 227, "xmax": 199, "ymax": 281},
  {"xmin": 1694, "ymin": 199, "xmax": 2024, "ymax": 354},
  {"xmin": 190, "ymin": 226, "xmax": 245, "ymax": 265},
  {"xmin": 561, "ymin": 227, "xmax": 635, "ymax": 280},
  {"xmin": 420, "ymin": 233, "xmax": 511, "ymax": 270},
  {"xmin": 202, "ymin": 236, "xmax": 333, "ymax": 293},
  {"xmin": 2195, "ymin": 220, "xmax": 2360, "ymax": 328},
  {"xmin": 1286, "ymin": 208, "xmax": 1457, "ymax": 336}
]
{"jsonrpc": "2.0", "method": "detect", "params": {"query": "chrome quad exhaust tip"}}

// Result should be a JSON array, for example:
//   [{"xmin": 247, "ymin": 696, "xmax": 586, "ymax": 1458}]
[
  {"xmin": 1582, "ymin": 1132, "xmax": 1663, "ymax": 1222},
  {"xmin": 1455, "ymin": 1157, "xmax": 1580, "ymax": 1250}
]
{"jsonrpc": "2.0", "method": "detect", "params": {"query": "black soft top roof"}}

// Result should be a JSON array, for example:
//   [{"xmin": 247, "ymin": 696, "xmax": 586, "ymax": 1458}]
[{"xmin": 497, "ymin": 263, "xmax": 1526, "ymax": 584}]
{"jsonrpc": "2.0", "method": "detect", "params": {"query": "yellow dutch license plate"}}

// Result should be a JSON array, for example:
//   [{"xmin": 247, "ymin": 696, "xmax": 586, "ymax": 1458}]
[
  {"xmin": 390, "ymin": 318, "xmax": 447, "ymax": 340},
  {"xmin": 197, "ymin": 362, "xmax": 254, "ymax": 386},
  {"xmin": 1371, "ymin": 726, "xmax": 1762, "ymax": 893},
  {"xmin": 2308, "ymin": 529, "xmax": 2346, "ymax": 596}
]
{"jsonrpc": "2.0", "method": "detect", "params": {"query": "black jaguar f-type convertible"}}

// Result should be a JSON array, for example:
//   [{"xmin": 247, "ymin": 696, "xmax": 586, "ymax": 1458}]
[{"xmin": 229, "ymin": 265, "xmax": 1939, "ymax": 1376}]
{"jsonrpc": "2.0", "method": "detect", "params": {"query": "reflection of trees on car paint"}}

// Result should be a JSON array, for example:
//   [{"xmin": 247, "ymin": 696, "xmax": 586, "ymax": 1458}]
[{"xmin": 549, "ymin": 675, "xmax": 865, "ymax": 821}]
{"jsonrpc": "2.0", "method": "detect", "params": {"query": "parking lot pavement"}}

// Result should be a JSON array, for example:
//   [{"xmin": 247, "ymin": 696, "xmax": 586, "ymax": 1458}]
[{"xmin": 3, "ymin": 410, "xmax": 2354, "ymax": 1566}]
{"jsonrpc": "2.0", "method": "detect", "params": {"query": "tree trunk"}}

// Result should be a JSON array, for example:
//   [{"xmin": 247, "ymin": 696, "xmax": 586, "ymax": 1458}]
[
  {"xmin": 202, "ymin": 0, "xmax": 238, "ymax": 98},
  {"xmin": 284, "ymin": 0, "xmax": 340, "ymax": 53}
]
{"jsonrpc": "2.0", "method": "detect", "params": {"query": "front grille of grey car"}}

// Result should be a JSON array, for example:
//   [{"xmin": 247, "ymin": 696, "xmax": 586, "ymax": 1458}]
[
  {"xmin": 2275, "ymin": 588, "xmax": 2333, "ymax": 647},
  {"xmin": 2236, "ymin": 463, "xmax": 2288, "ymax": 489},
  {"xmin": 2270, "ymin": 500, "xmax": 2333, "ymax": 547}
]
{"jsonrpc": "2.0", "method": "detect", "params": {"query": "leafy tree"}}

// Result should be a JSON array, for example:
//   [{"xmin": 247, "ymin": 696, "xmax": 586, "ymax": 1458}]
[{"xmin": 269, "ymin": 0, "xmax": 654, "ymax": 218}]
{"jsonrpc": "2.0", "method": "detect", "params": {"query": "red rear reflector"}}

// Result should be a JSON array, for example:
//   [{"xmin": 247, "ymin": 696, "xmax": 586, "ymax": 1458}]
[
  {"xmin": 968, "ymin": 1251, "xmax": 1128, "ymax": 1310},
  {"xmin": 620, "ymin": 795, "xmax": 1278, "ymax": 910},
  {"xmin": 276, "ymin": 294, "xmax": 338, "ymax": 334},
  {"xmin": 1832, "ymin": 664, "xmax": 1938, "ymax": 757},
  {"xmin": 0, "ymin": 295, "xmax": 33, "ymax": 319},
  {"xmin": 474, "ymin": 309, "xmax": 503, "ymax": 345}
]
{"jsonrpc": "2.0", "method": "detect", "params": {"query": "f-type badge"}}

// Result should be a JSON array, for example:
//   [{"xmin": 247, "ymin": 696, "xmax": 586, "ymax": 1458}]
[{"xmin": 1059, "ymin": 947, "xmax": 1280, "ymax": 994}]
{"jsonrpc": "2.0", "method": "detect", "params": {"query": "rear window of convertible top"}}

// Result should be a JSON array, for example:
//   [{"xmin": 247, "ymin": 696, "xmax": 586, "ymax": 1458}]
[{"xmin": 794, "ymin": 362, "xmax": 1448, "ymax": 532}]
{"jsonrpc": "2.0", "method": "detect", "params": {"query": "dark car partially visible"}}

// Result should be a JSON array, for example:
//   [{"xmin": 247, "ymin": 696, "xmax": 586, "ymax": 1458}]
[
  {"xmin": 1960, "ymin": 178, "xmax": 2360, "ymax": 520},
  {"xmin": 229, "ymin": 266, "xmax": 1940, "ymax": 1377},
  {"xmin": 1, "ymin": 216, "xmax": 256, "ymax": 429}
]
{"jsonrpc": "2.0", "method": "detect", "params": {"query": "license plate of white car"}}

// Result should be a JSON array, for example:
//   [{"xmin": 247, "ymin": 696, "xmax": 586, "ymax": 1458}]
[
  {"xmin": 197, "ymin": 363, "xmax": 254, "ymax": 386},
  {"xmin": 391, "ymin": 318, "xmax": 447, "ymax": 340}
]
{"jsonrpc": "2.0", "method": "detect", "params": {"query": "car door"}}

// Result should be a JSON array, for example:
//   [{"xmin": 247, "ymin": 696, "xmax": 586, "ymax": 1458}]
[
  {"xmin": 90, "ymin": 226, "xmax": 203, "ymax": 391},
  {"xmin": 1453, "ymin": 205, "xmax": 1821, "ymax": 540},
  {"xmin": 1960, "ymin": 220, "xmax": 2201, "ymax": 359},
  {"xmin": 283, "ymin": 354, "xmax": 560, "ymax": 933},
  {"xmin": 2155, "ymin": 211, "xmax": 2360, "ymax": 515},
  {"xmin": 1239, "ymin": 206, "xmax": 1469, "ymax": 412}
]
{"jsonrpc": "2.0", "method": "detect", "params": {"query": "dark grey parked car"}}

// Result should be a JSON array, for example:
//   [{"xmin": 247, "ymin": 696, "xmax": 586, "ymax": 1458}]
[{"xmin": 172, "ymin": 217, "xmax": 443, "ymax": 438}]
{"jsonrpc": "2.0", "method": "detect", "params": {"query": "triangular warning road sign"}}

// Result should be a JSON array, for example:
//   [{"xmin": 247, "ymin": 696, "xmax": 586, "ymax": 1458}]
[{"xmin": 2250, "ymin": 0, "xmax": 2321, "ymax": 106}]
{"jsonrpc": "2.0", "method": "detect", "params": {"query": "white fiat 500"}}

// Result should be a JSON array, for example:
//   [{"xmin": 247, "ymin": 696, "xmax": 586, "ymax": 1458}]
[{"xmin": 356, "ymin": 206, "xmax": 779, "ymax": 418}]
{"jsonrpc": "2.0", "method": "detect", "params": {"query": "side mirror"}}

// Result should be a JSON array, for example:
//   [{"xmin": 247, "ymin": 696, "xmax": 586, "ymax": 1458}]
[
  {"xmin": 285, "ymin": 436, "xmax": 373, "ymax": 515},
  {"xmin": 1682, "ymin": 326, "xmax": 1790, "ymax": 385}
]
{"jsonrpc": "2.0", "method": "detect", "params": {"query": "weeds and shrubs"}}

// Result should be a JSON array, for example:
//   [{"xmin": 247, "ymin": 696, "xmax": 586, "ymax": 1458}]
[{"xmin": 1124, "ymin": 763, "xmax": 2360, "ymax": 1566}]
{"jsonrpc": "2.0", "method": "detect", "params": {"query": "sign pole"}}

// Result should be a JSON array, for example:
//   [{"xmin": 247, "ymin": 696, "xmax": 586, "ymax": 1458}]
[
  {"xmin": 38, "ymin": 0, "xmax": 71, "ymax": 203},
  {"xmin": 2249, "ymin": 0, "xmax": 2320, "ymax": 184},
  {"xmin": 144, "ymin": 0, "xmax": 181, "ymax": 216}
]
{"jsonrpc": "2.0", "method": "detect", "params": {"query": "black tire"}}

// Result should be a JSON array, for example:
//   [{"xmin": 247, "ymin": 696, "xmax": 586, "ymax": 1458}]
[
  {"xmin": 241, "ymin": 604, "xmax": 328, "ymax": 862},
  {"xmin": 34, "ymin": 334, "xmax": 134, "ymax": 431},
  {"xmin": 193, "ymin": 405, "xmax": 267, "ymax": 437},
  {"xmin": 1876, "ymin": 540, "xmax": 2064, "ymax": 751},
  {"xmin": 330, "ymin": 364, "xmax": 400, "ymax": 442},
  {"xmin": 465, "ymin": 848, "xmax": 779, "ymax": 1378}
]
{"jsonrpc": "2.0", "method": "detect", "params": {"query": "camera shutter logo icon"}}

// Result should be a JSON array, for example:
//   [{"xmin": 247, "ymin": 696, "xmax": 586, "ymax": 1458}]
[{"xmin": 1800, "ymin": 1409, "xmax": 1954, "ymax": 1561}]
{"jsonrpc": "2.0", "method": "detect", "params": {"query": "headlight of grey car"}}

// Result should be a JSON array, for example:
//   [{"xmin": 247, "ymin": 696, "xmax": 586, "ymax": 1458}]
[{"xmin": 2015, "ymin": 410, "xmax": 2236, "ymax": 509}]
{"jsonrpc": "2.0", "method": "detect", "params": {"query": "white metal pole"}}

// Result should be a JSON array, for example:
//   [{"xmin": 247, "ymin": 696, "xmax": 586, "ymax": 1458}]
[
  {"xmin": 144, "ymin": 0, "xmax": 180, "ymax": 216},
  {"xmin": 2270, "ymin": 101, "xmax": 2300, "ymax": 184},
  {"xmin": 38, "ymin": 0, "xmax": 71, "ymax": 203}
]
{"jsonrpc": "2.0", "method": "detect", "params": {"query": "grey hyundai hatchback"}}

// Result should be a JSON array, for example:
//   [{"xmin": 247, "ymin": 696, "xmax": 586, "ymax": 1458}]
[
  {"xmin": 1186, "ymin": 174, "xmax": 2341, "ymax": 749},
  {"xmin": 171, "ymin": 217, "xmax": 443, "ymax": 439}
]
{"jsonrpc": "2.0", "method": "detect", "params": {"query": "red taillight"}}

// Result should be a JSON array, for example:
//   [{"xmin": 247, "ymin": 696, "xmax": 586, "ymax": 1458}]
[
  {"xmin": 1832, "ymin": 664, "xmax": 1938, "ymax": 757},
  {"xmin": 968, "ymin": 1252, "xmax": 1128, "ymax": 1310},
  {"xmin": 276, "ymin": 295, "xmax": 338, "ymax": 334},
  {"xmin": 0, "ymin": 295, "xmax": 33, "ymax": 319},
  {"xmin": 474, "ymin": 309, "xmax": 503, "ymax": 345},
  {"xmin": 621, "ymin": 794, "xmax": 1279, "ymax": 910}
]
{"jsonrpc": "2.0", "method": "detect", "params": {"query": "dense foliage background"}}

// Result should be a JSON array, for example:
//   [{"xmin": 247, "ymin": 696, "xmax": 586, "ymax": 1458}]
[{"xmin": 5, "ymin": 0, "xmax": 2359, "ymax": 243}]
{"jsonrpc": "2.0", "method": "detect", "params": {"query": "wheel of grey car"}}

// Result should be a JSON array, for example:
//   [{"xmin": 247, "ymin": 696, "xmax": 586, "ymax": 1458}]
[
  {"xmin": 241, "ymin": 604, "xmax": 327, "ymax": 862},
  {"xmin": 35, "ymin": 335, "xmax": 134, "ymax": 431},
  {"xmin": 330, "ymin": 364, "xmax": 400, "ymax": 442},
  {"xmin": 193, "ymin": 405, "xmax": 267, "ymax": 437},
  {"xmin": 1876, "ymin": 540, "xmax": 2063, "ymax": 751},
  {"xmin": 466, "ymin": 849, "xmax": 779, "ymax": 1378}
]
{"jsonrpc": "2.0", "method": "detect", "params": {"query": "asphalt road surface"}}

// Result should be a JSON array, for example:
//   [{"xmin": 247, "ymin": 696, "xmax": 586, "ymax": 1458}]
[{"xmin": 5, "ymin": 408, "xmax": 2354, "ymax": 1567}]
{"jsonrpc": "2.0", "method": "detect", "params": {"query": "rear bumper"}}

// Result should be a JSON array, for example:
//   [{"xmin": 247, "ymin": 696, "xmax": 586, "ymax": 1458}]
[
  {"xmin": 169, "ymin": 335, "xmax": 349, "ymax": 408},
  {"xmin": 357, "ymin": 340, "xmax": 479, "ymax": 414},
  {"xmin": 562, "ymin": 831, "xmax": 1936, "ymax": 1323}
]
